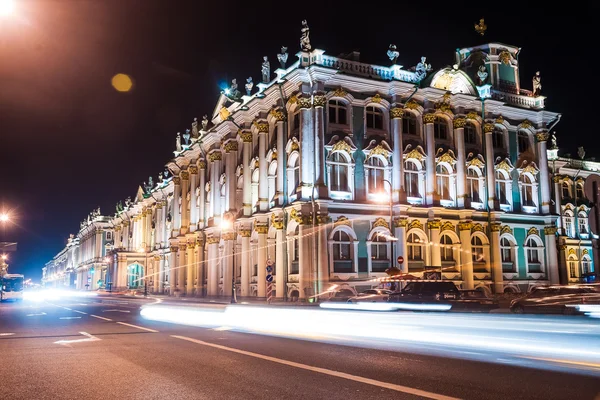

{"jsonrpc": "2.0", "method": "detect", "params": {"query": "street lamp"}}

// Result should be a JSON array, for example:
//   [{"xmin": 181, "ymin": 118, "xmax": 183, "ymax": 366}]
[
  {"xmin": 220, "ymin": 218, "xmax": 237, "ymax": 304},
  {"xmin": 0, "ymin": 0, "xmax": 15, "ymax": 17},
  {"xmin": 0, "ymin": 213, "xmax": 9, "ymax": 223}
]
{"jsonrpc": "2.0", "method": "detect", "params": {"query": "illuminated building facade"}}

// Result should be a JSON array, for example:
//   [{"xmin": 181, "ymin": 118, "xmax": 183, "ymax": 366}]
[{"xmin": 44, "ymin": 25, "xmax": 598, "ymax": 296}]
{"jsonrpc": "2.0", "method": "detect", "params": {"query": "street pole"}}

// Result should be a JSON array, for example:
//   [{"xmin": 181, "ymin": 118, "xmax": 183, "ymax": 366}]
[
  {"xmin": 383, "ymin": 179, "xmax": 395, "ymax": 290},
  {"xmin": 231, "ymin": 224, "xmax": 237, "ymax": 304}
]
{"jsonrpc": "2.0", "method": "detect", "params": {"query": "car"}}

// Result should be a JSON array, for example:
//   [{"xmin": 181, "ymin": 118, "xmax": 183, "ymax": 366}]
[
  {"xmin": 387, "ymin": 281, "xmax": 461, "ymax": 305},
  {"xmin": 509, "ymin": 285, "xmax": 600, "ymax": 314},
  {"xmin": 451, "ymin": 289, "xmax": 499, "ymax": 312},
  {"xmin": 324, "ymin": 288, "xmax": 358, "ymax": 302},
  {"xmin": 347, "ymin": 289, "xmax": 394, "ymax": 303}
]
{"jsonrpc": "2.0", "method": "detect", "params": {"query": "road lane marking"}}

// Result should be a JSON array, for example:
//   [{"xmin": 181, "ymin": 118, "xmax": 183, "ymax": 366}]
[
  {"xmin": 103, "ymin": 309, "xmax": 130, "ymax": 313},
  {"xmin": 171, "ymin": 335, "xmax": 460, "ymax": 400},
  {"xmin": 73, "ymin": 310, "xmax": 87, "ymax": 315},
  {"xmin": 522, "ymin": 356, "xmax": 600, "ymax": 370},
  {"xmin": 0, "ymin": 333, "xmax": 15, "ymax": 336},
  {"xmin": 117, "ymin": 322, "xmax": 158, "ymax": 333},
  {"xmin": 60, "ymin": 317, "xmax": 81, "ymax": 320},
  {"xmin": 63, "ymin": 307, "xmax": 72, "ymax": 311},
  {"xmin": 26, "ymin": 312, "xmax": 47, "ymax": 316},
  {"xmin": 54, "ymin": 332, "xmax": 100, "ymax": 346},
  {"xmin": 90, "ymin": 315, "xmax": 113, "ymax": 321}
]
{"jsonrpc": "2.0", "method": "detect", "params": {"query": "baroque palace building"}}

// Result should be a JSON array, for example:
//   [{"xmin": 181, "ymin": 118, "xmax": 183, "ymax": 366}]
[{"xmin": 43, "ymin": 22, "xmax": 599, "ymax": 296}]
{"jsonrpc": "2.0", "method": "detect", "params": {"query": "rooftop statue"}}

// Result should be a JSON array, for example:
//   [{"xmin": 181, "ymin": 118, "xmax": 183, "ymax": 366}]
[
  {"xmin": 414, "ymin": 56, "xmax": 432, "ymax": 81},
  {"xmin": 183, "ymin": 129, "xmax": 191, "ymax": 145},
  {"xmin": 477, "ymin": 65, "xmax": 488, "ymax": 85},
  {"xmin": 387, "ymin": 44, "xmax": 399, "ymax": 64},
  {"xmin": 227, "ymin": 78, "xmax": 241, "ymax": 100},
  {"xmin": 532, "ymin": 71, "xmax": 542, "ymax": 96},
  {"xmin": 175, "ymin": 132, "xmax": 182, "ymax": 152},
  {"xmin": 201, "ymin": 114, "xmax": 209, "ymax": 131},
  {"xmin": 300, "ymin": 20, "xmax": 311, "ymax": 51},
  {"xmin": 191, "ymin": 117, "xmax": 199, "ymax": 138},
  {"xmin": 261, "ymin": 56, "xmax": 270, "ymax": 83},
  {"xmin": 245, "ymin": 76, "xmax": 254, "ymax": 96},
  {"xmin": 277, "ymin": 46, "xmax": 289, "ymax": 68},
  {"xmin": 551, "ymin": 132, "xmax": 557, "ymax": 150}
]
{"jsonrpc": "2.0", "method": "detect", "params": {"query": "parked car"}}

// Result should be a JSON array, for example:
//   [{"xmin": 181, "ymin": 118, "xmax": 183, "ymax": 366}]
[
  {"xmin": 324, "ymin": 288, "xmax": 358, "ymax": 302},
  {"xmin": 387, "ymin": 281, "xmax": 461, "ymax": 304},
  {"xmin": 347, "ymin": 289, "xmax": 394, "ymax": 303},
  {"xmin": 451, "ymin": 289, "xmax": 499, "ymax": 312},
  {"xmin": 510, "ymin": 285, "xmax": 600, "ymax": 314}
]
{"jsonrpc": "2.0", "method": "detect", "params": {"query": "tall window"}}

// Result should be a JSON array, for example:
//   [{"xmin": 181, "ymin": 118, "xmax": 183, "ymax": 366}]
[
  {"xmin": 293, "ymin": 226, "xmax": 300, "ymax": 262},
  {"xmin": 464, "ymin": 123, "xmax": 476, "ymax": 145},
  {"xmin": 471, "ymin": 236, "xmax": 485, "ymax": 263},
  {"xmin": 436, "ymin": 164, "xmax": 452, "ymax": 200},
  {"xmin": 582, "ymin": 257, "xmax": 592, "ymax": 275},
  {"xmin": 562, "ymin": 182, "xmax": 571, "ymax": 199},
  {"xmin": 333, "ymin": 230, "xmax": 351, "ymax": 260},
  {"xmin": 440, "ymin": 234, "xmax": 454, "ymax": 262},
  {"xmin": 496, "ymin": 170, "xmax": 510, "ymax": 205},
  {"xmin": 366, "ymin": 106, "xmax": 384, "ymax": 130},
  {"xmin": 564, "ymin": 211, "xmax": 574, "ymax": 238},
  {"xmin": 328, "ymin": 100, "xmax": 347, "ymax": 125},
  {"xmin": 407, "ymin": 233, "xmax": 424, "ymax": 261},
  {"xmin": 518, "ymin": 131, "xmax": 530, "ymax": 153},
  {"xmin": 569, "ymin": 258, "xmax": 578, "ymax": 278},
  {"xmin": 329, "ymin": 152, "xmax": 349, "ymax": 192},
  {"xmin": 492, "ymin": 127, "xmax": 504, "ymax": 149},
  {"xmin": 434, "ymin": 117, "xmax": 448, "ymax": 140},
  {"xmin": 520, "ymin": 174, "xmax": 535, "ymax": 207},
  {"xmin": 501, "ymin": 237, "xmax": 513, "ymax": 263},
  {"xmin": 367, "ymin": 157, "xmax": 385, "ymax": 194},
  {"xmin": 576, "ymin": 183, "xmax": 584, "ymax": 200},
  {"xmin": 526, "ymin": 238, "xmax": 541, "ymax": 272},
  {"xmin": 402, "ymin": 113, "xmax": 417, "ymax": 135},
  {"xmin": 467, "ymin": 168, "xmax": 482, "ymax": 203},
  {"xmin": 405, "ymin": 161, "xmax": 421, "ymax": 198},
  {"xmin": 371, "ymin": 234, "xmax": 389, "ymax": 260},
  {"xmin": 578, "ymin": 212, "xmax": 588, "ymax": 234}
]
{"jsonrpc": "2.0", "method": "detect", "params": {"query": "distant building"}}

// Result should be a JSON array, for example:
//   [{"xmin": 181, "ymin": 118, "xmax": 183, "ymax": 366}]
[{"xmin": 43, "ymin": 24, "xmax": 598, "ymax": 297}]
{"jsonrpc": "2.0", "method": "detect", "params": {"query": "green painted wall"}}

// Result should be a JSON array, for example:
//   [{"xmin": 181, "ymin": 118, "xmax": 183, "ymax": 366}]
[
  {"xmin": 514, "ymin": 227, "xmax": 527, "ymax": 278},
  {"xmin": 354, "ymin": 220, "xmax": 370, "ymax": 259},
  {"xmin": 353, "ymin": 106, "xmax": 366, "ymax": 202}
]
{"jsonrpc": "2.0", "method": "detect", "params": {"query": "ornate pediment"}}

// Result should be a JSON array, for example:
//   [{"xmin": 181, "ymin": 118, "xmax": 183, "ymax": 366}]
[
  {"xmin": 364, "ymin": 139, "xmax": 392, "ymax": 160},
  {"xmin": 403, "ymin": 144, "xmax": 426, "ymax": 161}
]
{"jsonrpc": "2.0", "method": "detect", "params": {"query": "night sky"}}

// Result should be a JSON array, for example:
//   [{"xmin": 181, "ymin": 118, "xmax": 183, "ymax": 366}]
[{"xmin": 0, "ymin": 1, "xmax": 595, "ymax": 281}]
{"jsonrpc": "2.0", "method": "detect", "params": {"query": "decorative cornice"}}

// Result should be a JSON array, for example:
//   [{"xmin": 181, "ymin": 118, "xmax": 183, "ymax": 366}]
[
  {"xmin": 222, "ymin": 232, "xmax": 236, "ymax": 241},
  {"xmin": 269, "ymin": 108, "xmax": 286, "ymax": 121},
  {"xmin": 372, "ymin": 217, "xmax": 389, "ymax": 230},
  {"xmin": 390, "ymin": 107, "xmax": 404, "ymax": 119},
  {"xmin": 271, "ymin": 214, "xmax": 284, "ymax": 230},
  {"xmin": 224, "ymin": 140, "xmax": 239, "ymax": 153},
  {"xmin": 407, "ymin": 220, "xmax": 423, "ymax": 231},
  {"xmin": 255, "ymin": 224, "xmax": 269, "ymax": 234},
  {"xmin": 240, "ymin": 131, "xmax": 253, "ymax": 143},
  {"xmin": 423, "ymin": 113, "xmax": 436, "ymax": 124},
  {"xmin": 427, "ymin": 220, "xmax": 441, "ymax": 230},
  {"xmin": 206, "ymin": 236, "xmax": 220, "ymax": 245},
  {"xmin": 188, "ymin": 165, "xmax": 198, "ymax": 174},
  {"xmin": 484, "ymin": 123, "xmax": 494, "ymax": 133},
  {"xmin": 490, "ymin": 222, "xmax": 502, "ymax": 232},
  {"xmin": 208, "ymin": 152, "xmax": 222, "ymax": 162},
  {"xmin": 313, "ymin": 95, "xmax": 327, "ymax": 108},
  {"xmin": 544, "ymin": 226, "xmax": 558, "ymax": 235},
  {"xmin": 453, "ymin": 117, "xmax": 466, "ymax": 129},
  {"xmin": 254, "ymin": 121, "xmax": 269, "ymax": 133}
]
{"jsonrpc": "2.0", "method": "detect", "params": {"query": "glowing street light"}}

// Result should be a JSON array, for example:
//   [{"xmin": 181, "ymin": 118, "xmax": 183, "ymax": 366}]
[
  {"xmin": 0, "ymin": 0, "xmax": 15, "ymax": 17},
  {"xmin": 1, "ymin": 254, "xmax": 7, "ymax": 261},
  {"xmin": 0, "ymin": 213, "xmax": 9, "ymax": 223}
]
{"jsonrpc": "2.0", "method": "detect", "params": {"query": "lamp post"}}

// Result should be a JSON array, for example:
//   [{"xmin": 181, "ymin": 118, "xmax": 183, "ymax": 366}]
[{"xmin": 220, "ymin": 218, "xmax": 237, "ymax": 303}]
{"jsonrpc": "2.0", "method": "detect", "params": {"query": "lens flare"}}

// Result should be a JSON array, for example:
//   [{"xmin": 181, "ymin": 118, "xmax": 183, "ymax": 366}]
[{"xmin": 111, "ymin": 73, "xmax": 134, "ymax": 92}]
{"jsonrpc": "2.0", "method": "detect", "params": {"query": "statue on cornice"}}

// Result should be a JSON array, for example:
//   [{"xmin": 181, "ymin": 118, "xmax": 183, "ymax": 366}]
[
  {"xmin": 245, "ymin": 77, "xmax": 253, "ymax": 96},
  {"xmin": 387, "ymin": 44, "xmax": 399, "ymax": 64},
  {"xmin": 164, "ymin": 168, "xmax": 170, "ymax": 179},
  {"xmin": 148, "ymin": 176, "xmax": 154, "ymax": 189},
  {"xmin": 158, "ymin": 173, "xmax": 163, "ymax": 184},
  {"xmin": 201, "ymin": 115, "xmax": 209, "ymax": 131},
  {"xmin": 477, "ymin": 65, "xmax": 488, "ymax": 86},
  {"xmin": 532, "ymin": 71, "xmax": 542, "ymax": 96},
  {"xmin": 551, "ymin": 132, "xmax": 557, "ymax": 150},
  {"xmin": 415, "ymin": 56, "xmax": 432, "ymax": 81},
  {"xmin": 175, "ymin": 132, "xmax": 182, "ymax": 152},
  {"xmin": 261, "ymin": 56, "xmax": 270, "ymax": 83},
  {"xmin": 183, "ymin": 129, "xmax": 191, "ymax": 146},
  {"xmin": 277, "ymin": 46, "xmax": 288, "ymax": 68},
  {"xmin": 191, "ymin": 117, "xmax": 199, "ymax": 138},
  {"xmin": 300, "ymin": 20, "xmax": 311, "ymax": 51},
  {"xmin": 125, "ymin": 197, "xmax": 132, "ymax": 208}
]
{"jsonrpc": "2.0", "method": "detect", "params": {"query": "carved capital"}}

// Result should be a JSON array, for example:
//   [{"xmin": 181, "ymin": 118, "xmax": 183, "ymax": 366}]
[
  {"xmin": 172, "ymin": 176, "xmax": 181, "ymax": 185},
  {"xmin": 297, "ymin": 96, "xmax": 312, "ymax": 110},
  {"xmin": 390, "ymin": 107, "xmax": 404, "ymax": 119},
  {"xmin": 178, "ymin": 243, "xmax": 187, "ymax": 250},
  {"xmin": 490, "ymin": 222, "xmax": 502, "ymax": 232},
  {"xmin": 180, "ymin": 171, "xmax": 189, "ymax": 180},
  {"xmin": 170, "ymin": 245, "xmax": 179, "ymax": 253},
  {"xmin": 254, "ymin": 121, "xmax": 269, "ymax": 134},
  {"xmin": 238, "ymin": 131, "xmax": 252, "ymax": 143},
  {"xmin": 423, "ymin": 113, "xmax": 436, "ymax": 124},
  {"xmin": 544, "ymin": 226, "xmax": 558, "ymax": 235},
  {"xmin": 122, "ymin": 220, "xmax": 130, "ymax": 227},
  {"xmin": 188, "ymin": 165, "xmax": 198, "ymax": 174},
  {"xmin": 240, "ymin": 229, "xmax": 252, "ymax": 237},
  {"xmin": 271, "ymin": 214, "xmax": 284, "ymax": 230},
  {"xmin": 393, "ymin": 217, "xmax": 408, "ymax": 228},
  {"xmin": 453, "ymin": 117, "xmax": 466, "ymax": 129},
  {"xmin": 316, "ymin": 214, "xmax": 331, "ymax": 225},
  {"xmin": 208, "ymin": 151, "xmax": 222, "ymax": 162},
  {"xmin": 198, "ymin": 160, "xmax": 207, "ymax": 169},
  {"xmin": 224, "ymin": 140, "xmax": 239, "ymax": 153},
  {"xmin": 458, "ymin": 221, "xmax": 473, "ymax": 231},
  {"xmin": 255, "ymin": 224, "xmax": 269, "ymax": 234},
  {"xmin": 484, "ymin": 123, "xmax": 494, "ymax": 133},
  {"xmin": 206, "ymin": 236, "xmax": 220, "ymax": 245},
  {"xmin": 222, "ymin": 232, "xmax": 236, "ymax": 241},
  {"xmin": 427, "ymin": 220, "xmax": 441, "ymax": 230},
  {"xmin": 535, "ymin": 131, "xmax": 549, "ymax": 142},
  {"xmin": 269, "ymin": 109, "xmax": 286, "ymax": 121},
  {"xmin": 313, "ymin": 95, "xmax": 327, "ymax": 108}
]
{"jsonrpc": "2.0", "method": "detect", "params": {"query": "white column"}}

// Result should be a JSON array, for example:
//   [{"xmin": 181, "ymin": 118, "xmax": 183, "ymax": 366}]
[
  {"xmin": 459, "ymin": 222, "xmax": 474, "ymax": 289},
  {"xmin": 186, "ymin": 242, "xmax": 194, "ymax": 296},
  {"xmin": 257, "ymin": 122, "xmax": 269, "ymax": 211},
  {"xmin": 241, "ymin": 228, "xmax": 251, "ymax": 296},
  {"xmin": 490, "ymin": 223, "xmax": 503, "ymax": 293},
  {"xmin": 256, "ymin": 224, "xmax": 268, "ymax": 297},
  {"xmin": 177, "ymin": 243, "xmax": 186, "ymax": 293},
  {"xmin": 545, "ymin": 226, "xmax": 559, "ymax": 284},
  {"xmin": 189, "ymin": 165, "xmax": 198, "ymax": 232},
  {"xmin": 554, "ymin": 177, "xmax": 564, "ymax": 235},
  {"xmin": 298, "ymin": 224, "xmax": 309, "ymax": 299},
  {"xmin": 537, "ymin": 132, "xmax": 551, "ymax": 214},
  {"xmin": 225, "ymin": 140, "xmax": 238, "ymax": 212},
  {"xmin": 391, "ymin": 107, "xmax": 404, "ymax": 202},
  {"xmin": 454, "ymin": 118, "xmax": 467, "ymax": 207},
  {"xmin": 198, "ymin": 161, "xmax": 207, "ymax": 229},
  {"xmin": 396, "ymin": 219, "xmax": 408, "ymax": 273},
  {"xmin": 223, "ymin": 232, "xmax": 234, "ymax": 298},
  {"xmin": 195, "ymin": 239, "xmax": 204, "ymax": 296},
  {"xmin": 314, "ymin": 94, "xmax": 327, "ymax": 198},
  {"xmin": 160, "ymin": 200, "xmax": 168, "ymax": 246},
  {"xmin": 180, "ymin": 171, "xmax": 189, "ymax": 235},
  {"xmin": 155, "ymin": 207, "xmax": 162, "ymax": 248},
  {"xmin": 317, "ymin": 217, "xmax": 328, "ymax": 294},
  {"xmin": 158, "ymin": 255, "xmax": 165, "ymax": 293},
  {"xmin": 428, "ymin": 220, "xmax": 441, "ymax": 269},
  {"xmin": 275, "ymin": 225, "xmax": 285, "ymax": 298},
  {"xmin": 299, "ymin": 96, "xmax": 313, "ymax": 200},
  {"xmin": 210, "ymin": 152, "xmax": 222, "ymax": 225},
  {"xmin": 168, "ymin": 244, "xmax": 178, "ymax": 295},
  {"xmin": 484, "ymin": 123, "xmax": 496, "ymax": 211},
  {"xmin": 172, "ymin": 176, "xmax": 182, "ymax": 237},
  {"xmin": 424, "ymin": 114, "xmax": 435, "ymax": 205},
  {"xmin": 152, "ymin": 256, "xmax": 159, "ymax": 293},
  {"xmin": 240, "ymin": 132, "xmax": 253, "ymax": 216},
  {"xmin": 122, "ymin": 222, "xmax": 130, "ymax": 251},
  {"xmin": 207, "ymin": 237, "xmax": 219, "ymax": 296},
  {"xmin": 275, "ymin": 119, "xmax": 286, "ymax": 205}
]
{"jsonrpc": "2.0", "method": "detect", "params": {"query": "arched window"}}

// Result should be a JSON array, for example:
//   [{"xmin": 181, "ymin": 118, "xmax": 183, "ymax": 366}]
[
  {"xmin": 563, "ymin": 210, "xmax": 574, "ymax": 238},
  {"xmin": 520, "ymin": 174, "xmax": 535, "ymax": 207},
  {"xmin": 328, "ymin": 99, "xmax": 347, "ymax": 125},
  {"xmin": 366, "ymin": 106, "xmax": 384, "ymax": 130},
  {"xmin": 501, "ymin": 236, "xmax": 516, "ymax": 272},
  {"xmin": 329, "ymin": 152, "xmax": 349, "ymax": 192},
  {"xmin": 371, "ymin": 234, "xmax": 389, "ymax": 261},
  {"xmin": 525, "ymin": 237, "xmax": 542, "ymax": 272},
  {"xmin": 402, "ymin": 113, "xmax": 417, "ymax": 135},
  {"xmin": 467, "ymin": 167, "xmax": 482, "ymax": 203},
  {"xmin": 436, "ymin": 164, "xmax": 452, "ymax": 200},
  {"xmin": 405, "ymin": 160, "xmax": 421, "ymax": 198},
  {"xmin": 582, "ymin": 256, "xmax": 592, "ymax": 275},
  {"xmin": 576, "ymin": 183, "xmax": 585, "ymax": 200},
  {"xmin": 366, "ymin": 157, "xmax": 386, "ymax": 194},
  {"xmin": 568, "ymin": 256, "xmax": 578, "ymax": 278},
  {"xmin": 464, "ymin": 123, "xmax": 476, "ymax": 145},
  {"xmin": 251, "ymin": 167, "xmax": 259, "ymax": 210},
  {"xmin": 492, "ymin": 127, "xmax": 505, "ymax": 149},
  {"xmin": 333, "ymin": 230, "xmax": 351, "ymax": 260},
  {"xmin": 496, "ymin": 170, "xmax": 511, "ymax": 206},
  {"xmin": 440, "ymin": 234, "xmax": 454, "ymax": 262},
  {"xmin": 471, "ymin": 236, "xmax": 485, "ymax": 264},
  {"xmin": 562, "ymin": 182, "xmax": 571, "ymax": 199},
  {"xmin": 518, "ymin": 131, "xmax": 530, "ymax": 153},
  {"xmin": 578, "ymin": 212, "xmax": 588, "ymax": 234},
  {"xmin": 407, "ymin": 232, "xmax": 424, "ymax": 261},
  {"xmin": 293, "ymin": 225, "xmax": 300, "ymax": 262},
  {"xmin": 434, "ymin": 117, "xmax": 448, "ymax": 140}
]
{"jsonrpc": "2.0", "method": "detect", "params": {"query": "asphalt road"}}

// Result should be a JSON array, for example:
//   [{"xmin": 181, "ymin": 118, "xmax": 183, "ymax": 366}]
[{"xmin": 0, "ymin": 297, "xmax": 598, "ymax": 400}]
